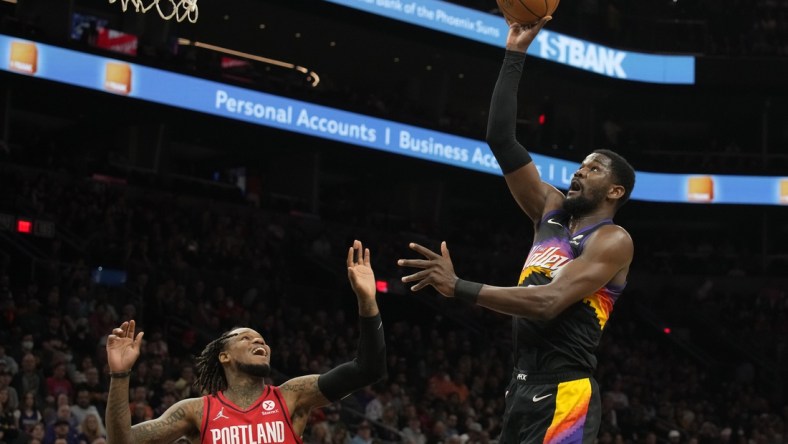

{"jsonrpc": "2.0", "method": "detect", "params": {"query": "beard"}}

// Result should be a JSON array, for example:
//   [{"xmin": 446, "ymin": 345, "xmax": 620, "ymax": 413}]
[
  {"xmin": 237, "ymin": 362, "xmax": 271, "ymax": 378},
  {"xmin": 563, "ymin": 188, "xmax": 606, "ymax": 217}
]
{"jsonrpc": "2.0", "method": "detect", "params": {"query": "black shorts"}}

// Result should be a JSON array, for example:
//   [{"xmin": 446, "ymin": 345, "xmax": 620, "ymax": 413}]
[{"xmin": 499, "ymin": 371, "xmax": 601, "ymax": 444}]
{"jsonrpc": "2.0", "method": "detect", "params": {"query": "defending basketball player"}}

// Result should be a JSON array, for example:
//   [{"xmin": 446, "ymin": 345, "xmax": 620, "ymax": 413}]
[
  {"xmin": 397, "ymin": 18, "xmax": 635, "ymax": 444},
  {"xmin": 105, "ymin": 240, "xmax": 386, "ymax": 444}
]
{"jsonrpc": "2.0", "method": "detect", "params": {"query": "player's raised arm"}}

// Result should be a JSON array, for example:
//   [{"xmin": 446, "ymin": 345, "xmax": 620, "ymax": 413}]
[
  {"xmin": 486, "ymin": 17, "xmax": 564, "ymax": 223},
  {"xmin": 279, "ymin": 240, "xmax": 386, "ymax": 434},
  {"xmin": 105, "ymin": 321, "xmax": 200, "ymax": 444}
]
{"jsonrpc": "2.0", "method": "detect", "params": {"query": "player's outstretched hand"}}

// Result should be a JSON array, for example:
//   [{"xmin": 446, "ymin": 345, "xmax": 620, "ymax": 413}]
[
  {"xmin": 347, "ymin": 240, "xmax": 376, "ymax": 302},
  {"xmin": 106, "ymin": 320, "xmax": 144, "ymax": 373},
  {"xmin": 505, "ymin": 15, "xmax": 552, "ymax": 53},
  {"xmin": 398, "ymin": 242, "xmax": 458, "ymax": 298}
]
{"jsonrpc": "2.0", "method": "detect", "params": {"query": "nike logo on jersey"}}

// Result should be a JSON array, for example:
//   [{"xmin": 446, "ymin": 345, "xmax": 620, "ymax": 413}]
[
  {"xmin": 532, "ymin": 393, "xmax": 553, "ymax": 402},
  {"xmin": 546, "ymin": 218, "xmax": 563, "ymax": 227}
]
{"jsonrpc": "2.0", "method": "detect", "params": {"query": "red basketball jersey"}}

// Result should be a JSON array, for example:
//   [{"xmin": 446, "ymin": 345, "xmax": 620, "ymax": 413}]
[{"xmin": 201, "ymin": 386, "xmax": 302, "ymax": 444}]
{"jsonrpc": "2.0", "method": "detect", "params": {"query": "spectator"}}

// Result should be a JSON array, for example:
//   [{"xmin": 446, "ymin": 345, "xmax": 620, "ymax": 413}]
[
  {"xmin": 127, "ymin": 386, "xmax": 153, "ymax": 423},
  {"xmin": 172, "ymin": 366, "xmax": 196, "ymax": 399},
  {"xmin": 426, "ymin": 369, "xmax": 458, "ymax": 401},
  {"xmin": 18, "ymin": 391, "xmax": 44, "ymax": 435},
  {"xmin": 0, "ymin": 388, "xmax": 19, "ymax": 444},
  {"xmin": 350, "ymin": 421, "xmax": 374, "ymax": 444},
  {"xmin": 76, "ymin": 413, "xmax": 105, "ymax": 444},
  {"xmin": 43, "ymin": 419, "xmax": 78, "ymax": 444},
  {"xmin": 69, "ymin": 389, "xmax": 99, "ymax": 426},
  {"xmin": 376, "ymin": 406, "xmax": 402, "ymax": 442},
  {"xmin": 0, "ymin": 347, "xmax": 18, "ymax": 377},
  {"xmin": 28, "ymin": 422, "xmax": 47, "ymax": 444},
  {"xmin": 437, "ymin": 414, "xmax": 458, "ymax": 438},
  {"xmin": 80, "ymin": 370, "xmax": 106, "ymax": 417},
  {"xmin": 427, "ymin": 420, "xmax": 448, "ymax": 444},
  {"xmin": 331, "ymin": 424, "xmax": 351, "ymax": 444},
  {"xmin": 604, "ymin": 377, "xmax": 630, "ymax": 411},
  {"xmin": 130, "ymin": 401, "xmax": 153, "ymax": 425},
  {"xmin": 12, "ymin": 354, "xmax": 46, "ymax": 409},
  {"xmin": 45, "ymin": 364, "xmax": 73, "ymax": 403},
  {"xmin": 50, "ymin": 405, "xmax": 78, "ymax": 431},
  {"xmin": 401, "ymin": 417, "xmax": 427, "ymax": 444},
  {"xmin": 0, "ymin": 371, "xmax": 18, "ymax": 412},
  {"xmin": 127, "ymin": 362, "xmax": 148, "ymax": 391},
  {"xmin": 324, "ymin": 405, "xmax": 345, "ymax": 436},
  {"xmin": 67, "ymin": 357, "xmax": 95, "ymax": 388},
  {"xmin": 305, "ymin": 421, "xmax": 332, "ymax": 444},
  {"xmin": 460, "ymin": 422, "xmax": 488, "ymax": 444},
  {"xmin": 364, "ymin": 389, "xmax": 389, "ymax": 422}
]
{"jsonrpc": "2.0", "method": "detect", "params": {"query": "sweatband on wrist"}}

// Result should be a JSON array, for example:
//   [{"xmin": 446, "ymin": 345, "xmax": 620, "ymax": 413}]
[
  {"xmin": 357, "ymin": 314, "xmax": 385, "ymax": 371},
  {"xmin": 455, "ymin": 279, "xmax": 482, "ymax": 304},
  {"xmin": 109, "ymin": 370, "xmax": 131, "ymax": 378}
]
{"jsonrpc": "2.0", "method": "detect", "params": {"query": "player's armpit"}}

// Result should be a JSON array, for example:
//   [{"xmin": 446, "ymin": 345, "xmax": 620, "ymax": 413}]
[
  {"xmin": 130, "ymin": 398, "xmax": 202, "ymax": 444},
  {"xmin": 279, "ymin": 375, "xmax": 329, "ymax": 414},
  {"xmin": 279, "ymin": 375, "xmax": 327, "ymax": 437}
]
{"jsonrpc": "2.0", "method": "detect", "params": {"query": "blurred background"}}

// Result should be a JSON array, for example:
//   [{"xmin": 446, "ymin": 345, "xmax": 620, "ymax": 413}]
[{"xmin": 0, "ymin": 1, "xmax": 786, "ymax": 444}]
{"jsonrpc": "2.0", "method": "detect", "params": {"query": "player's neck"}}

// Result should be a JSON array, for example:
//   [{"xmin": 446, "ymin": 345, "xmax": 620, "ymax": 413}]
[
  {"xmin": 223, "ymin": 377, "xmax": 266, "ymax": 408},
  {"xmin": 568, "ymin": 211, "xmax": 613, "ymax": 233}
]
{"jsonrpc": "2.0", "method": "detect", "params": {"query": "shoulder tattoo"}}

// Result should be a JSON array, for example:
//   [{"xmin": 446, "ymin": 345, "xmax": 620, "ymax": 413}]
[{"xmin": 280, "ymin": 376, "xmax": 318, "ymax": 394}]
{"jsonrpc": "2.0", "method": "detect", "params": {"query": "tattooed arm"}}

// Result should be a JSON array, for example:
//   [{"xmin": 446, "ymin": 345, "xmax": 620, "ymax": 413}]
[
  {"xmin": 130, "ymin": 399, "xmax": 202, "ymax": 444},
  {"xmin": 106, "ymin": 379, "xmax": 202, "ymax": 444}
]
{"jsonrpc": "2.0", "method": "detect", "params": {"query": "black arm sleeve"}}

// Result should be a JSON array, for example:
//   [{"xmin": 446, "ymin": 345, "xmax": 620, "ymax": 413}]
[
  {"xmin": 317, "ymin": 313, "xmax": 386, "ymax": 402},
  {"xmin": 485, "ymin": 50, "xmax": 533, "ymax": 174}
]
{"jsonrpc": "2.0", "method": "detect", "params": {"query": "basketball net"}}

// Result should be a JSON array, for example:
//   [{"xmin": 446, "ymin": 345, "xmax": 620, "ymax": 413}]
[{"xmin": 108, "ymin": 0, "xmax": 199, "ymax": 23}]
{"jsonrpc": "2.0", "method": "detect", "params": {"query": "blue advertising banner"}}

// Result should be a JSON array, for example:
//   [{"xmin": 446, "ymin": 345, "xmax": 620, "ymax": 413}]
[
  {"xmin": 323, "ymin": 0, "xmax": 695, "ymax": 85},
  {"xmin": 1, "ymin": 35, "xmax": 783, "ymax": 205}
]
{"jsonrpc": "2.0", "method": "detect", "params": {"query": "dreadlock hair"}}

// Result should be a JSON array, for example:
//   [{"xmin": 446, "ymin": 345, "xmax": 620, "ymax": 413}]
[
  {"xmin": 593, "ymin": 149, "xmax": 636, "ymax": 209},
  {"xmin": 194, "ymin": 330, "xmax": 239, "ymax": 395}
]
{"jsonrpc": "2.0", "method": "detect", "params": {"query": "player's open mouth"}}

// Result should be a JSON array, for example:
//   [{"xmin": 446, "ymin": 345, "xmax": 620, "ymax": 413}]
[
  {"xmin": 252, "ymin": 347, "xmax": 266, "ymax": 356},
  {"xmin": 568, "ymin": 180, "xmax": 582, "ymax": 195}
]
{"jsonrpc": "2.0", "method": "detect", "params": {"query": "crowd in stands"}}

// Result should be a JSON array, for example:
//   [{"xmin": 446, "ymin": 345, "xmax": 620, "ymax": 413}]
[{"xmin": 0, "ymin": 156, "xmax": 786, "ymax": 444}]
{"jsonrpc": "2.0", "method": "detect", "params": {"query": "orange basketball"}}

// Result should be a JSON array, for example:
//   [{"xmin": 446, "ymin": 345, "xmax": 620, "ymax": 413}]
[{"xmin": 496, "ymin": 0, "xmax": 559, "ymax": 25}]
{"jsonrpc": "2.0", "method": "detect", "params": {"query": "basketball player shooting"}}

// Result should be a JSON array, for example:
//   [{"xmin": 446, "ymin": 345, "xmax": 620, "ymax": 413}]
[
  {"xmin": 105, "ymin": 240, "xmax": 386, "ymax": 444},
  {"xmin": 397, "ymin": 18, "xmax": 636, "ymax": 444}
]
